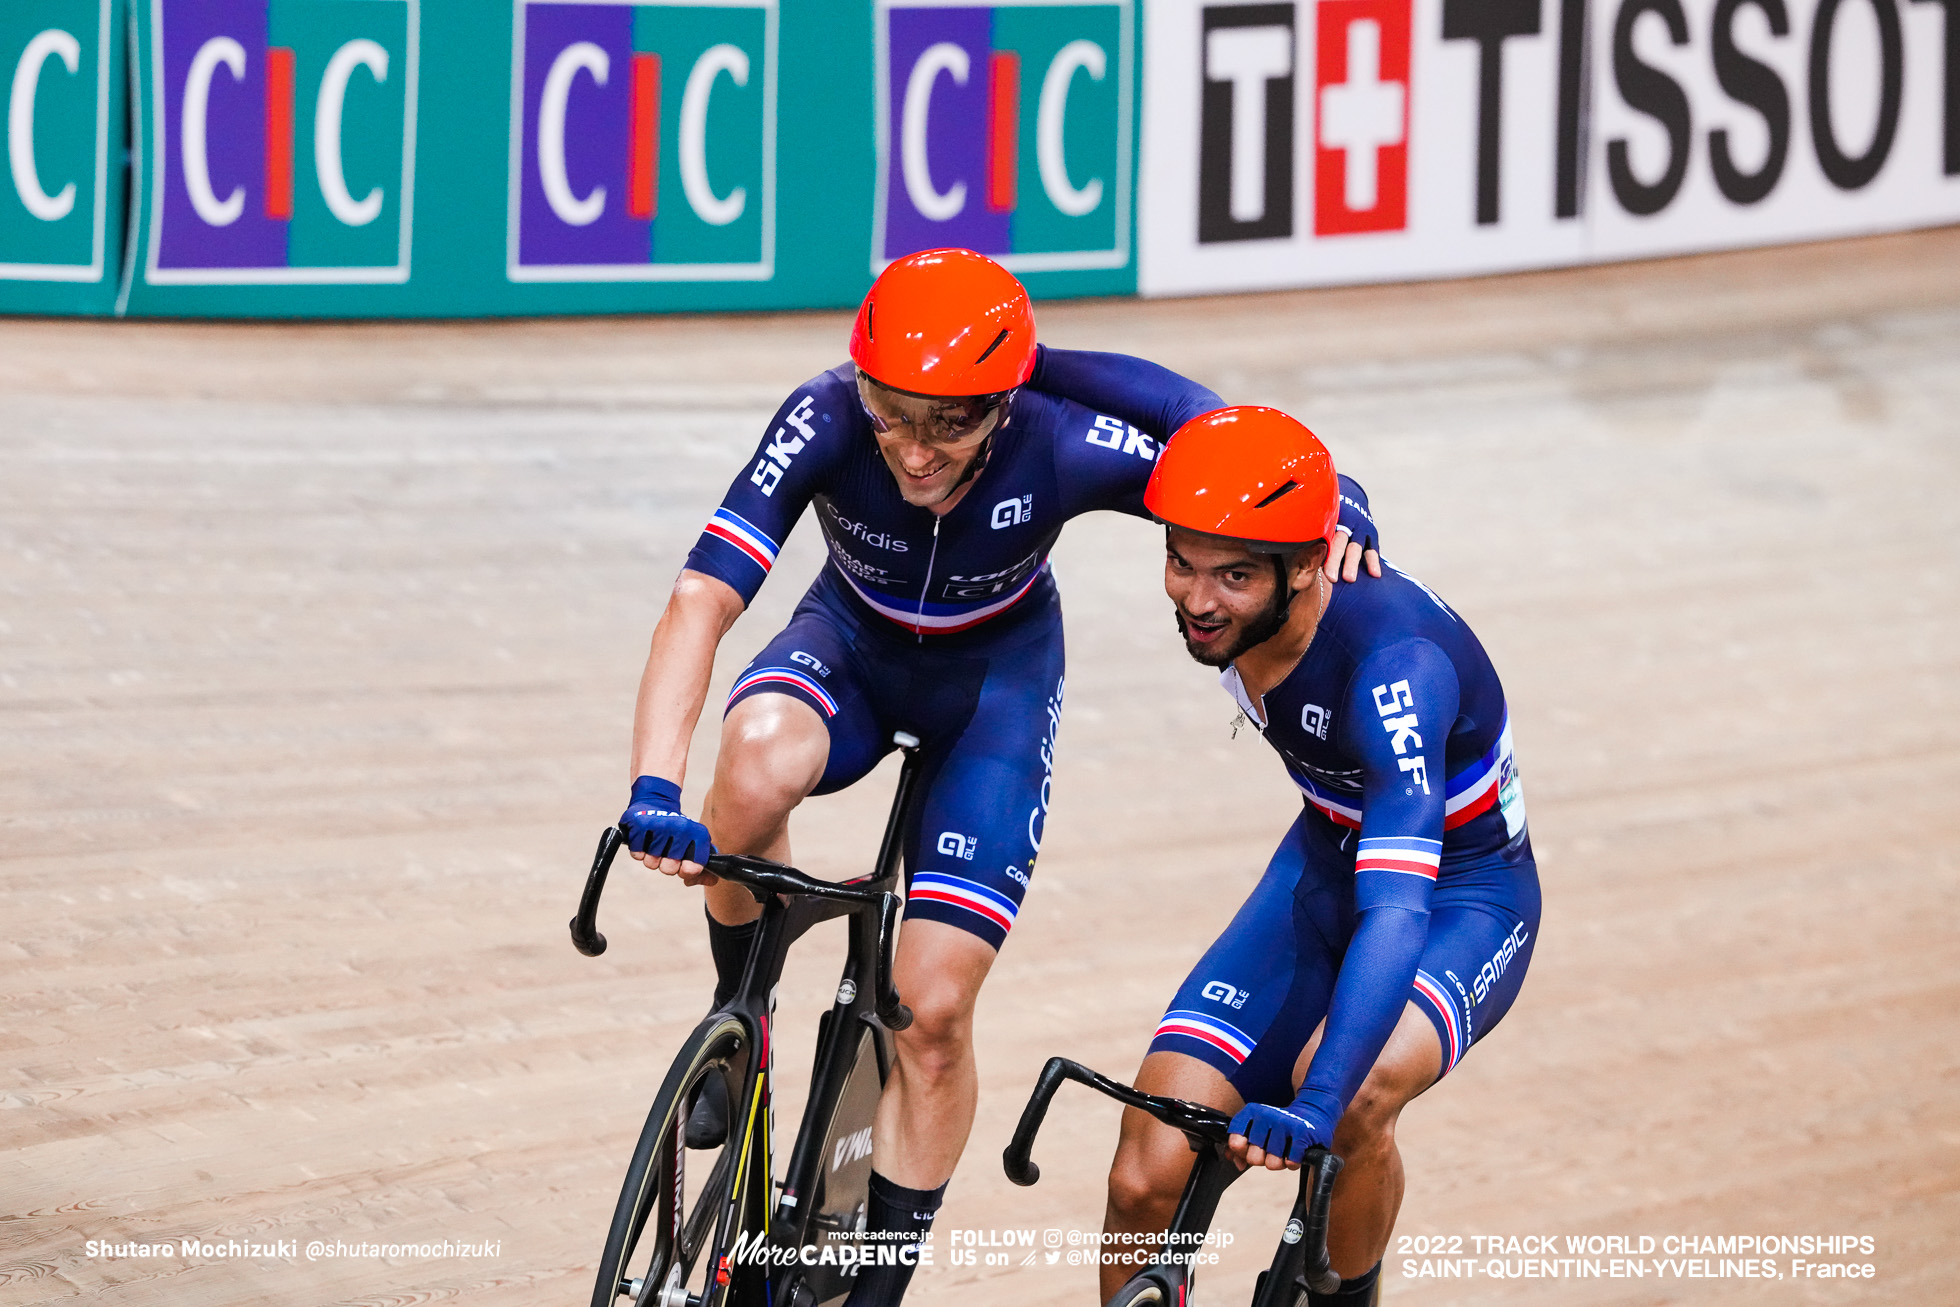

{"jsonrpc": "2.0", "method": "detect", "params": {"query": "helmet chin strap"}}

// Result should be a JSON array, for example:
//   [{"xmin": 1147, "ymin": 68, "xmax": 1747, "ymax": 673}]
[
  {"xmin": 931, "ymin": 394, "xmax": 1011, "ymax": 504},
  {"xmin": 939, "ymin": 432, "xmax": 993, "ymax": 502}
]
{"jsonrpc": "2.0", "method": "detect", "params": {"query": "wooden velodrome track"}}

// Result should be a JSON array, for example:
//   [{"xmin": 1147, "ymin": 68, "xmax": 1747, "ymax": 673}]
[{"xmin": 5, "ymin": 228, "xmax": 1957, "ymax": 1307}]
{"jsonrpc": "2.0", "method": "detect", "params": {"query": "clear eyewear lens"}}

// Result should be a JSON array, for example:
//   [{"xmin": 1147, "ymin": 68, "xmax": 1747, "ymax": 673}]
[{"xmin": 859, "ymin": 384, "xmax": 1006, "ymax": 447}]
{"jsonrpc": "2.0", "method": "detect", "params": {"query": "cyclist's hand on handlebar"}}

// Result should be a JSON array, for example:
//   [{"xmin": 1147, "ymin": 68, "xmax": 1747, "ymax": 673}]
[
  {"xmin": 622, "ymin": 776, "xmax": 718, "ymax": 884},
  {"xmin": 1229, "ymin": 1091, "xmax": 1339, "ymax": 1170},
  {"xmin": 1326, "ymin": 525, "xmax": 1382, "ymax": 585}
]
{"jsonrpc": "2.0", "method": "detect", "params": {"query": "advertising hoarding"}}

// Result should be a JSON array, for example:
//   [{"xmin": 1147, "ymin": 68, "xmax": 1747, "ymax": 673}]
[
  {"xmin": 0, "ymin": 0, "xmax": 126, "ymax": 315},
  {"xmin": 119, "ymin": 0, "xmax": 1137, "ymax": 317},
  {"xmin": 1138, "ymin": 0, "xmax": 1960, "ymax": 295}
]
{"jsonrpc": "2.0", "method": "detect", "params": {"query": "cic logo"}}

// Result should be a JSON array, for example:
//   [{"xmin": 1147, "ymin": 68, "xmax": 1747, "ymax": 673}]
[
  {"xmin": 144, "ymin": 0, "xmax": 418, "ymax": 284},
  {"xmin": 873, "ymin": 0, "xmax": 1132, "ymax": 273},
  {"xmin": 509, "ymin": 0, "xmax": 776, "ymax": 282},
  {"xmin": 2, "ymin": 1, "xmax": 113, "ymax": 282}
]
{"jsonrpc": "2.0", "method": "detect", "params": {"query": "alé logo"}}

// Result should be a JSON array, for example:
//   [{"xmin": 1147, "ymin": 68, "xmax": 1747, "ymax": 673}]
[
  {"xmin": 2, "ymin": 1, "xmax": 113, "ymax": 281},
  {"xmin": 145, "ymin": 0, "xmax": 418, "ymax": 284},
  {"xmin": 874, "ymin": 0, "xmax": 1134, "ymax": 273},
  {"xmin": 509, "ymin": 0, "xmax": 776, "ymax": 282}
]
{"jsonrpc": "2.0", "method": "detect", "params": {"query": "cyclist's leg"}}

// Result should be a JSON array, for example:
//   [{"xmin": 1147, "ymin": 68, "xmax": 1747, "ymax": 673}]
[
  {"xmin": 1290, "ymin": 843, "xmax": 1542, "ymax": 1291},
  {"xmin": 875, "ymin": 642, "xmax": 1063, "ymax": 1176},
  {"xmin": 698, "ymin": 599, "xmax": 888, "ymax": 931},
  {"xmin": 875, "ymin": 921, "xmax": 998, "ymax": 1186},
  {"xmin": 1102, "ymin": 815, "xmax": 1340, "ymax": 1299},
  {"xmin": 846, "ymin": 621, "xmax": 1064, "ymax": 1307},
  {"xmin": 1285, "ymin": 1004, "xmax": 1437, "ymax": 1296},
  {"xmin": 1100, "ymin": 1051, "xmax": 1242, "ymax": 1303}
]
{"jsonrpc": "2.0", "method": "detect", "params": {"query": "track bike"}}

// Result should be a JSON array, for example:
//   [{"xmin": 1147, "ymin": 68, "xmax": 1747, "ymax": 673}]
[
  {"xmin": 571, "ymin": 732, "xmax": 926, "ymax": 1307},
  {"xmin": 1004, "ymin": 1057, "xmax": 1344, "ymax": 1307}
]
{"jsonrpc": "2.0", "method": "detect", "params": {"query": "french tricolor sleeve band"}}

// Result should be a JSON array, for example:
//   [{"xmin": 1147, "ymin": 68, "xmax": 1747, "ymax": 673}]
[
  {"xmin": 699, "ymin": 509, "xmax": 781, "ymax": 577},
  {"xmin": 1354, "ymin": 836, "xmax": 1442, "ymax": 881}
]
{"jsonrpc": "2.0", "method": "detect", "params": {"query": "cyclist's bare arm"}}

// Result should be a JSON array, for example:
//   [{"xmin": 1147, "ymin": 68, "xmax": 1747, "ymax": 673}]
[{"xmin": 628, "ymin": 568, "xmax": 746, "ymax": 871}]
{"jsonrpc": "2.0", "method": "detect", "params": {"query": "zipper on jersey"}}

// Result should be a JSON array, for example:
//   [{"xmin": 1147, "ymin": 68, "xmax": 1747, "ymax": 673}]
[{"xmin": 915, "ymin": 515, "xmax": 941, "ymax": 643}]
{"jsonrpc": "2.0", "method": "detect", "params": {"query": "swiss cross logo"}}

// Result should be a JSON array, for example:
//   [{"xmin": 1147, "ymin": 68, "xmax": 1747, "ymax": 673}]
[{"xmin": 1313, "ymin": 0, "xmax": 1409, "ymax": 236}]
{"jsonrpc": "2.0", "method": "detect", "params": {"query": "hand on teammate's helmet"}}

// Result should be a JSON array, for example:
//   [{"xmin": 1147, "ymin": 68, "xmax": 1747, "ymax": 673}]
[
  {"xmin": 621, "ymin": 776, "xmax": 716, "ymax": 876},
  {"xmin": 1229, "ymin": 1089, "xmax": 1340, "ymax": 1169}
]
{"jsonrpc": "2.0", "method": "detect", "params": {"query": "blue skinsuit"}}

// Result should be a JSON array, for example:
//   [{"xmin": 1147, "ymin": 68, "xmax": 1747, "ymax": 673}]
[
  {"xmin": 681, "ymin": 347, "xmax": 1374, "ymax": 949},
  {"xmin": 1150, "ymin": 563, "xmax": 1540, "ymax": 1110}
]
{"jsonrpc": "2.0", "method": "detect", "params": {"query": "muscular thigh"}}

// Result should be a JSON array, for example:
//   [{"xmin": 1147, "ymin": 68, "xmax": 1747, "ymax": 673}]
[
  {"xmin": 896, "ymin": 623, "xmax": 1066, "ymax": 953},
  {"xmin": 1406, "ymin": 850, "xmax": 1542, "ymax": 1078},
  {"xmin": 724, "ymin": 595, "xmax": 891, "ymax": 792},
  {"xmin": 1147, "ymin": 814, "xmax": 1351, "ymax": 1108}
]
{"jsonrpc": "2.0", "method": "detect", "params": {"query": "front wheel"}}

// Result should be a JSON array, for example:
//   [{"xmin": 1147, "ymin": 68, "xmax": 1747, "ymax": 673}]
[
  {"xmin": 1105, "ymin": 1273, "xmax": 1172, "ymax": 1306},
  {"xmin": 591, "ymin": 1013, "xmax": 754, "ymax": 1307}
]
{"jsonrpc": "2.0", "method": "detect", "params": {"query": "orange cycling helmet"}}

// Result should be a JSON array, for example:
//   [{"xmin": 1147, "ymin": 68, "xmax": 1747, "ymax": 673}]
[
  {"xmin": 1144, "ymin": 406, "xmax": 1340, "ymax": 552},
  {"xmin": 851, "ymin": 248, "xmax": 1037, "ymax": 398}
]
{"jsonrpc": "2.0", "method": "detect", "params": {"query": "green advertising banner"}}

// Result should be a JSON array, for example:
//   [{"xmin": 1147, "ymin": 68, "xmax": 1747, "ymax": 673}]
[
  {"xmin": 0, "ymin": 0, "xmax": 126, "ymax": 315},
  {"xmin": 115, "ymin": 0, "xmax": 1140, "ymax": 317}
]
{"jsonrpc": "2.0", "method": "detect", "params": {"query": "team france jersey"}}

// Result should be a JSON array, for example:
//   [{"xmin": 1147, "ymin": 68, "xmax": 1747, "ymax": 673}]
[
  {"xmin": 1214, "ymin": 563, "xmax": 1532, "ymax": 1111},
  {"xmin": 1221, "ymin": 563, "xmax": 1527, "ymax": 900},
  {"xmin": 683, "ymin": 348, "xmax": 1222, "ymax": 636}
]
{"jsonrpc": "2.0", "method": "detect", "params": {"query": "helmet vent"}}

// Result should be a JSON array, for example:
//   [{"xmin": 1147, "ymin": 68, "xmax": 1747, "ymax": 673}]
[
  {"xmin": 973, "ymin": 328, "xmax": 1011, "ymax": 366},
  {"xmin": 1253, "ymin": 480, "xmax": 1299, "ymax": 509},
  {"xmin": 864, "ymin": 302, "xmax": 874, "ymax": 340}
]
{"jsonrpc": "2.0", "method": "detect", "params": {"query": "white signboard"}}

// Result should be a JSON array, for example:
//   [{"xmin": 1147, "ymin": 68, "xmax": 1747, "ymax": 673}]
[{"xmin": 1139, "ymin": 0, "xmax": 1960, "ymax": 295}]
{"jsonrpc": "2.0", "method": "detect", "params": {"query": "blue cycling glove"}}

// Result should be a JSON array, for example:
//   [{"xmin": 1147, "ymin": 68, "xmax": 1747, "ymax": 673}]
[
  {"xmin": 1230, "ymin": 1088, "xmax": 1342, "ymax": 1164},
  {"xmin": 621, "ymin": 776, "xmax": 716, "ymax": 865}
]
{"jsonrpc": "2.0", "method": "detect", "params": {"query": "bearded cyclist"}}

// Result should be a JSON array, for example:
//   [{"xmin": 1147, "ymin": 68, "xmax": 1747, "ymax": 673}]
[
  {"xmin": 619, "ymin": 251, "xmax": 1381, "ymax": 1307},
  {"xmin": 1099, "ymin": 408, "xmax": 1539, "ymax": 1307}
]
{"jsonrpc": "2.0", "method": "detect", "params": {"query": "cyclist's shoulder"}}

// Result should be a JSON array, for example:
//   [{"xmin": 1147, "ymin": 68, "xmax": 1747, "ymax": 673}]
[
  {"xmin": 1323, "ymin": 565, "xmax": 1477, "ymax": 654},
  {"xmin": 1019, "ymin": 393, "xmax": 1164, "ymax": 483},
  {"xmin": 751, "ymin": 363, "xmax": 869, "ymax": 476},
  {"xmin": 775, "ymin": 362, "xmax": 860, "ymax": 423}
]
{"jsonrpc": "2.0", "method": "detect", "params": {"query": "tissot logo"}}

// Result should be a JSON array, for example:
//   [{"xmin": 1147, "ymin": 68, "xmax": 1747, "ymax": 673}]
[
  {"xmin": 2, "ymin": 1, "xmax": 111, "ymax": 280},
  {"xmin": 145, "ymin": 0, "xmax": 418, "ymax": 284},
  {"xmin": 1197, "ymin": 3, "xmax": 1294, "ymax": 243},
  {"xmin": 509, "ymin": 0, "xmax": 776, "ymax": 283},
  {"xmin": 1313, "ymin": 0, "xmax": 1410, "ymax": 236},
  {"xmin": 873, "ymin": 0, "xmax": 1133, "ymax": 273}
]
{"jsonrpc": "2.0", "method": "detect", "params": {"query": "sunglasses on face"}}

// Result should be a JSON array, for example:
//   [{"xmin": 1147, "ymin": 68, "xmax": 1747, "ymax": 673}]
[{"xmin": 856, "ymin": 372, "xmax": 1013, "ymax": 448}]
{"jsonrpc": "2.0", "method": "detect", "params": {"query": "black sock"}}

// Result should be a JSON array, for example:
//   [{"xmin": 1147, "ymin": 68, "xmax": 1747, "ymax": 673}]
[
  {"xmin": 1308, "ymin": 1261, "xmax": 1381, "ymax": 1307},
  {"xmin": 705, "ymin": 910, "xmax": 758, "ymax": 1007},
  {"xmin": 841, "ymin": 1171, "xmax": 946, "ymax": 1307}
]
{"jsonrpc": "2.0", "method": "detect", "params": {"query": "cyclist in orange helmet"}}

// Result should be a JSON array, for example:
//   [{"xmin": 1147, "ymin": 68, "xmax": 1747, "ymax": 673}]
[
  {"xmin": 1098, "ymin": 407, "xmax": 1536, "ymax": 1307},
  {"xmin": 619, "ymin": 257, "xmax": 1381, "ymax": 1306}
]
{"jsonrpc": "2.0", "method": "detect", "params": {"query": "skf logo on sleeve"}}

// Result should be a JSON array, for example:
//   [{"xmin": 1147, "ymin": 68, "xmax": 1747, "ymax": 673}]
[
  {"xmin": 2, "ymin": 1, "xmax": 112, "ymax": 281},
  {"xmin": 750, "ymin": 394, "xmax": 815, "ymax": 495},
  {"xmin": 510, "ymin": 0, "xmax": 775, "ymax": 283},
  {"xmin": 873, "ymin": 0, "xmax": 1132, "ymax": 273},
  {"xmin": 1084, "ymin": 413, "xmax": 1158, "ymax": 459},
  {"xmin": 1313, "ymin": 0, "xmax": 1410, "ymax": 236},
  {"xmin": 1372, "ymin": 678, "xmax": 1427, "ymax": 793},
  {"xmin": 144, "ymin": 0, "xmax": 417, "ymax": 284},
  {"xmin": 1197, "ymin": 3, "xmax": 1294, "ymax": 243}
]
